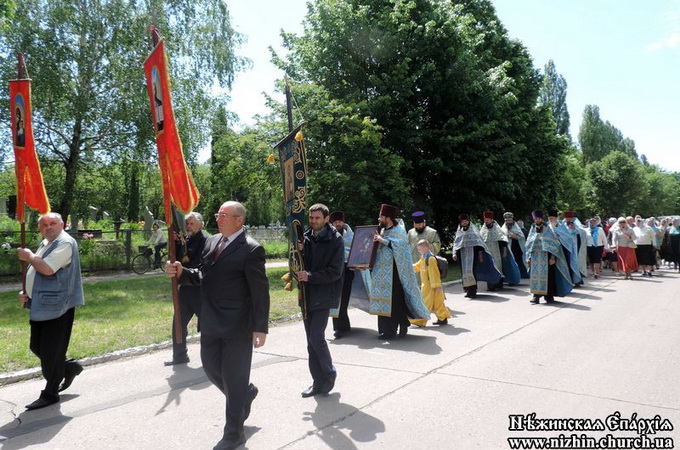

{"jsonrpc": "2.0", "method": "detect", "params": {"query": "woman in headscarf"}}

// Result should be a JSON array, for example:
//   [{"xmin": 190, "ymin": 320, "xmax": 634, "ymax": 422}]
[{"xmin": 612, "ymin": 217, "xmax": 639, "ymax": 280}]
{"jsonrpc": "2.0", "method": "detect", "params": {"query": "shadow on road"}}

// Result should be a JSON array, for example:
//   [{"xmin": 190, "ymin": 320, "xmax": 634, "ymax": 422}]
[
  {"xmin": 301, "ymin": 392, "xmax": 385, "ymax": 449},
  {"xmin": 0, "ymin": 398, "xmax": 75, "ymax": 450},
  {"xmin": 155, "ymin": 364, "xmax": 210, "ymax": 416},
  {"xmin": 330, "ymin": 328, "xmax": 444, "ymax": 354},
  {"xmin": 543, "ymin": 301, "xmax": 591, "ymax": 311},
  {"xmin": 468, "ymin": 294, "xmax": 510, "ymax": 303}
]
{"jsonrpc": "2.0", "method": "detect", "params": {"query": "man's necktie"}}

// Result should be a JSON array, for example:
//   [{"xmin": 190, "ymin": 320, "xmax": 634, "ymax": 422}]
[{"xmin": 214, "ymin": 236, "xmax": 228, "ymax": 259}]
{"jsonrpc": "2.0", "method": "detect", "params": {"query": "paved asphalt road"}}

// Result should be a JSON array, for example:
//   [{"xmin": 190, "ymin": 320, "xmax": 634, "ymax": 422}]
[{"xmin": 1, "ymin": 267, "xmax": 679, "ymax": 449}]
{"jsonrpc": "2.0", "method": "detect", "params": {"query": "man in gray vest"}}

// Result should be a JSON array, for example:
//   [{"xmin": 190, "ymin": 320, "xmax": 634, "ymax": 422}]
[{"xmin": 18, "ymin": 212, "xmax": 85, "ymax": 410}]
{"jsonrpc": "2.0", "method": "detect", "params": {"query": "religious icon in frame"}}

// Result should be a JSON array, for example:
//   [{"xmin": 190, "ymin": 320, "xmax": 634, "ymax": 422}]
[{"xmin": 347, "ymin": 225, "xmax": 380, "ymax": 269}]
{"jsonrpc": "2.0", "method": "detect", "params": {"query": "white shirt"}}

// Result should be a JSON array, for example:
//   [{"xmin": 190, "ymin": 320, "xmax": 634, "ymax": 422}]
[
  {"xmin": 26, "ymin": 231, "xmax": 73, "ymax": 298},
  {"xmin": 633, "ymin": 225, "xmax": 655, "ymax": 246}
]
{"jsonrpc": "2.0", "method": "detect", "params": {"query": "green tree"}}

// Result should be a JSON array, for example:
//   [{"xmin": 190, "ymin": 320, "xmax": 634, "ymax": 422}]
[
  {"xmin": 0, "ymin": 0, "xmax": 15, "ymax": 29},
  {"xmin": 275, "ymin": 82, "xmax": 411, "ymax": 225},
  {"xmin": 539, "ymin": 60, "xmax": 570, "ymax": 138},
  {"xmin": 578, "ymin": 105, "xmax": 637, "ymax": 164},
  {"xmin": 634, "ymin": 165, "xmax": 680, "ymax": 217},
  {"xmin": 209, "ymin": 114, "xmax": 283, "ymax": 228},
  {"xmin": 555, "ymin": 144, "xmax": 588, "ymax": 213},
  {"xmin": 127, "ymin": 164, "xmax": 140, "ymax": 221},
  {"xmin": 0, "ymin": 0, "xmax": 245, "ymax": 221},
  {"xmin": 586, "ymin": 151, "xmax": 646, "ymax": 217},
  {"xmin": 277, "ymin": 0, "xmax": 569, "ymax": 235}
]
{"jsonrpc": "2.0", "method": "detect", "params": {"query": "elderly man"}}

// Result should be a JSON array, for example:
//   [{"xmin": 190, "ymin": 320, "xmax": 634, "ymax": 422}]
[
  {"xmin": 165, "ymin": 211, "xmax": 207, "ymax": 366},
  {"xmin": 18, "ymin": 212, "xmax": 85, "ymax": 410},
  {"xmin": 407, "ymin": 211, "xmax": 441, "ymax": 264},
  {"xmin": 166, "ymin": 201, "xmax": 269, "ymax": 450}
]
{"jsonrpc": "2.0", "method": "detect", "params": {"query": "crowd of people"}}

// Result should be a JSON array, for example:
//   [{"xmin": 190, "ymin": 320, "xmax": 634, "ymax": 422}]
[{"xmin": 14, "ymin": 203, "xmax": 680, "ymax": 450}]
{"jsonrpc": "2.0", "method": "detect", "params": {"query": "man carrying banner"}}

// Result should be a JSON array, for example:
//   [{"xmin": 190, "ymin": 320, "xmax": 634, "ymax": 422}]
[
  {"xmin": 297, "ymin": 203, "xmax": 344, "ymax": 397},
  {"xmin": 18, "ymin": 213, "xmax": 85, "ymax": 410},
  {"xmin": 166, "ymin": 201, "xmax": 269, "ymax": 450}
]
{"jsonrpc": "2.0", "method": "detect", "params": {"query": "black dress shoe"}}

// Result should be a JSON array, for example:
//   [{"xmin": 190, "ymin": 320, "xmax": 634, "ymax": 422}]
[
  {"xmin": 213, "ymin": 432, "xmax": 246, "ymax": 450},
  {"xmin": 301, "ymin": 385, "xmax": 320, "ymax": 398},
  {"xmin": 530, "ymin": 296, "xmax": 540, "ymax": 304},
  {"xmin": 164, "ymin": 356, "xmax": 190, "ymax": 366},
  {"xmin": 378, "ymin": 333, "xmax": 396, "ymax": 340},
  {"xmin": 59, "ymin": 360, "xmax": 84, "ymax": 392},
  {"xmin": 433, "ymin": 319, "xmax": 448, "ymax": 326},
  {"xmin": 26, "ymin": 391, "xmax": 60, "ymax": 410},
  {"xmin": 244, "ymin": 383, "xmax": 258, "ymax": 420},
  {"xmin": 545, "ymin": 296, "xmax": 555, "ymax": 303}
]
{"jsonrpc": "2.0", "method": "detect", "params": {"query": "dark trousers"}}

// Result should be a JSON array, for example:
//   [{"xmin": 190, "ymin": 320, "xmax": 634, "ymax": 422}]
[
  {"xmin": 332, "ymin": 267, "xmax": 354, "ymax": 332},
  {"xmin": 304, "ymin": 309, "xmax": 336, "ymax": 385},
  {"xmin": 171, "ymin": 285, "xmax": 202, "ymax": 359},
  {"xmin": 377, "ymin": 269, "xmax": 410, "ymax": 336},
  {"xmin": 29, "ymin": 307, "xmax": 76, "ymax": 395},
  {"xmin": 201, "ymin": 334, "xmax": 253, "ymax": 437},
  {"xmin": 154, "ymin": 242, "xmax": 167, "ymax": 266}
]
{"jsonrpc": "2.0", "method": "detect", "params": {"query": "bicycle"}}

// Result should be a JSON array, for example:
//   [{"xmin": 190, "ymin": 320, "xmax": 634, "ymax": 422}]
[{"xmin": 132, "ymin": 246, "xmax": 168, "ymax": 275}]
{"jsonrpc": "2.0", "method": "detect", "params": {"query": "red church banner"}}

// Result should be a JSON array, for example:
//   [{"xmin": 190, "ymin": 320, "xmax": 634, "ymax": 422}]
[
  {"xmin": 143, "ymin": 41, "xmax": 199, "ymax": 224},
  {"xmin": 9, "ymin": 79, "xmax": 50, "ymax": 222}
]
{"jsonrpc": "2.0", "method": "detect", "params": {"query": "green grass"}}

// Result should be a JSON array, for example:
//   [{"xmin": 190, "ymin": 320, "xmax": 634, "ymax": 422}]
[
  {"xmin": 0, "ymin": 267, "xmax": 300, "ymax": 374},
  {"xmin": 0, "ymin": 264, "xmax": 460, "ymax": 374},
  {"xmin": 442, "ymin": 263, "xmax": 462, "ymax": 283}
]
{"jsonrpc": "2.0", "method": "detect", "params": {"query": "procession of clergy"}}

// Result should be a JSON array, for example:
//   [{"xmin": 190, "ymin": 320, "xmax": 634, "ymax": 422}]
[{"xmin": 339, "ymin": 204, "xmax": 679, "ymax": 339}]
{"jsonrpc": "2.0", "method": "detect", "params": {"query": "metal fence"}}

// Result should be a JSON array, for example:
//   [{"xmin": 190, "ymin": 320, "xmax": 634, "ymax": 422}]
[{"xmin": 0, "ymin": 227, "xmax": 288, "ymax": 279}]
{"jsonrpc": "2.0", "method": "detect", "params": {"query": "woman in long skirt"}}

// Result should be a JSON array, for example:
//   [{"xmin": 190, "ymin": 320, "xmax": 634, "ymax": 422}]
[{"xmin": 613, "ymin": 217, "xmax": 638, "ymax": 280}]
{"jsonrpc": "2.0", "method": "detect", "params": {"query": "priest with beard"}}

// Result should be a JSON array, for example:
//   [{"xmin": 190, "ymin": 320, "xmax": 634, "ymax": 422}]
[
  {"xmin": 360, "ymin": 204, "xmax": 429, "ymax": 340},
  {"xmin": 407, "ymin": 211, "xmax": 441, "ymax": 265},
  {"xmin": 480, "ymin": 211, "xmax": 520, "ymax": 290},
  {"xmin": 547, "ymin": 210, "xmax": 583, "ymax": 286},
  {"xmin": 526, "ymin": 210, "xmax": 573, "ymax": 304},
  {"xmin": 452, "ymin": 214, "xmax": 501, "ymax": 299}
]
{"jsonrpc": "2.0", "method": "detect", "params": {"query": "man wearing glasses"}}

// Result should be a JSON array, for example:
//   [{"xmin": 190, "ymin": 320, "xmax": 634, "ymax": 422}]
[{"xmin": 166, "ymin": 201, "xmax": 270, "ymax": 450}]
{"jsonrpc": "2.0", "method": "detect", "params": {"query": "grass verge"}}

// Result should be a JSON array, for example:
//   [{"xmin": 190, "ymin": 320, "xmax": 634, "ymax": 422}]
[
  {"xmin": 0, "ymin": 265, "xmax": 461, "ymax": 374},
  {"xmin": 0, "ymin": 267, "xmax": 299, "ymax": 374}
]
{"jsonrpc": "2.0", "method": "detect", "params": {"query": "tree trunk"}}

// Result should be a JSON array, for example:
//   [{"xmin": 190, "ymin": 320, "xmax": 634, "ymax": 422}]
[{"xmin": 57, "ymin": 120, "xmax": 82, "ymax": 221}]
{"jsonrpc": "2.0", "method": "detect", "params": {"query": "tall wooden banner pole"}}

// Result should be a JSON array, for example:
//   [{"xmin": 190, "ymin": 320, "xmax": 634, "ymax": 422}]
[
  {"xmin": 150, "ymin": 26, "xmax": 183, "ymax": 344},
  {"xmin": 17, "ymin": 53, "xmax": 28, "ymax": 303}
]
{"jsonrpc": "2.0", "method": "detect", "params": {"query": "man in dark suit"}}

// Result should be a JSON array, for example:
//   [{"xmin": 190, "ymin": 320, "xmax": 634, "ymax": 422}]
[{"xmin": 166, "ymin": 201, "xmax": 269, "ymax": 450}]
